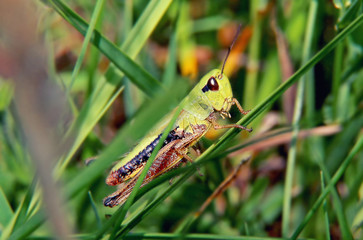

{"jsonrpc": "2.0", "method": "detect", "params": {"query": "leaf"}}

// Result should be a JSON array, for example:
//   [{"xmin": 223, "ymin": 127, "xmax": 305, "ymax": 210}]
[
  {"xmin": 0, "ymin": 187, "xmax": 13, "ymax": 229},
  {"xmin": 0, "ymin": 80, "xmax": 14, "ymax": 111},
  {"xmin": 336, "ymin": 0, "xmax": 362, "ymax": 31}
]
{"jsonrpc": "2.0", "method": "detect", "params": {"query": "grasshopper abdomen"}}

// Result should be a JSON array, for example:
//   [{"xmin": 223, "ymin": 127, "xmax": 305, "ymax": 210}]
[{"xmin": 106, "ymin": 129, "xmax": 183, "ymax": 186}]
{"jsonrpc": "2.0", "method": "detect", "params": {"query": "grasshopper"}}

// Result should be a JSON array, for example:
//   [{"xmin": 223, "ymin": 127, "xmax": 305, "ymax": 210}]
[
  {"xmin": 104, "ymin": 124, "xmax": 207, "ymax": 207},
  {"xmin": 104, "ymin": 26, "xmax": 252, "ymax": 207}
]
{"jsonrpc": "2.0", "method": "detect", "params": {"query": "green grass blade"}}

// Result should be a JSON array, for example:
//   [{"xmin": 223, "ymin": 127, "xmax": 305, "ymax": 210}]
[
  {"xmin": 243, "ymin": 1, "xmax": 263, "ymax": 109},
  {"xmin": 3, "ymin": 182, "xmax": 41, "ymax": 240},
  {"xmin": 192, "ymin": 16, "xmax": 229, "ymax": 33},
  {"xmin": 282, "ymin": 0, "xmax": 318, "ymax": 236},
  {"xmin": 120, "ymin": 0, "xmax": 172, "ymax": 56},
  {"xmin": 1, "ymin": 202, "xmax": 24, "ymax": 240},
  {"xmin": 281, "ymin": 78, "xmax": 304, "ymax": 237},
  {"xmin": 303, "ymin": 0, "xmax": 319, "ymax": 123},
  {"xmin": 320, "ymin": 172, "xmax": 331, "ymax": 240},
  {"xmin": 310, "ymin": 135, "xmax": 353, "ymax": 240},
  {"xmin": 0, "ymin": 80, "xmax": 14, "ymax": 111},
  {"xmin": 49, "ymin": 0, "xmax": 163, "ymax": 97},
  {"xmin": 291, "ymin": 134, "xmax": 363, "ymax": 239},
  {"xmin": 0, "ymin": 187, "xmax": 13, "ymax": 229},
  {"xmin": 122, "ymin": 0, "xmax": 138, "ymax": 118},
  {"xmin": 122, "ymin": 232, "xmax": 310, "ymax": 240},
  {"xmin": 88, "ymin": 191, "xmax": 101, "ymax": 229},
  {"xmin": 162, "ymin": 29, "xmax": 178, "ymax": 87},
  {"xmin": 332, "ymin": 42, "xmax": 344, "ymax": 120},
  {"xmin": 67, "ymin": 0, "xmax": 106, "ymax": 95},
  {"xmin": 117, "ymin": 168, "xmax": 195, "ymax": 237},
  {"xmin": 109, "ymin": 106, "xmax": 184, "ymax": 239},
  {"xmin": 7, "ymin": 212, "xmax": 45, "ymax": 240}
]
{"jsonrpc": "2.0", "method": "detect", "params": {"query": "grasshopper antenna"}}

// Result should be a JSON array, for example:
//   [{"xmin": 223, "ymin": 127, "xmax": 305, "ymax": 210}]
[{"xmin": 220, "ymin": 24, "xmax": 242, "ymax": 77}]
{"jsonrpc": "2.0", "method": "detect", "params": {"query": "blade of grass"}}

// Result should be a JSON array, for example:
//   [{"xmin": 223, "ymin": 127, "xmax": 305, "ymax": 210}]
[
  {"xmin": 282, "ymin": 0, "xmax": 318, "ymax": 236},
  {"xmin": 7, "ymin": 211, "xmax": 45, "ymax": 240},
  {"xmin": 281, "ymin": 50, "xmax": 305, "ymax": 238},
  {"xmin": 88, "ymin": 191, "xmax": 101, "ymax": 229},
  {"xmin": 1, "ymin": 203, "xmax": 26, "ymax": 240},
  {"xmin": 309, "ymin": 130, "xmax": 354, "ymax": 240},
  {"xmin": 162, "ymin": 0, "xmax": 183, "ymax": 87},
  {"xmin": 320, "ymin": 172, "xmax": 331, "ymax": 240},
  {"xmin": 0, "ymin": 187, "xmax": 13, "ymax": 228},
  {"xmin": 332, "ymin": 42, "xmax": 344, "ymax": 121},
  {"xmin": 192, "ymin": 15, "xmax": 229, "ymax": 33},
  {"xmin": 10, "ymin": 184, "xmax": 39, "ymax": 232},
  {"xmin": 332, "ymin": 1, "xmax": 358, "ymax": 120},
  {"xmin": 49, "ymin": 0, "xmax": 163, "ymax": 96},
  {"xmin": 309, "ymin": 134, "xmax": 354, "ymax": 240},
  {"xmin": 123, "ymin": 232, "xmax": 310, "ymax": 240},
  {"xmin": 117, "ymin": 165, "xmax": 196, "ymax": 237},
  {"xmin": 326, "ymin": 113, "xmax": 363, "ymax": 172},
  {"xmin": 122, "ymin": 0, "xmax": 138, "ymax": 118},
  {"xmin": 0, "ymin": 80, "xmax": 14, "ymax": 111},
  {"xmin": 174, "ymin": 158, "xmax": 250, "ymax": 234},
  {"xmin": 304, "ymin": 0, "xmax": 319, "ymax": 123},
  {"xmin": 67, "ymin": 0, "xmax": 106, "ymax": 96},
  {"xmin": 85, "ymin": 17, "xmax": 104, "ymax": 98},
  {"xmin": 162, "ymin": 27, "xmax": 178, "ymax": 87},
  {"xmin": 291, "ymin": 134, "xmax": 363, "ymax": 239},
  {"xmin": 244, "ymin": 0, "xmax": 264, "ymax": 109},
  {"xmin": 108, "ymin": 105, "xmax": 184, "ymax": 240},
  {"xmin": 120, "ymin": 0, "xmax": 172, "ymax": 57},
  {"xmin": 2, "ymin": 182, "xmax": 40, "ymax": 240}
]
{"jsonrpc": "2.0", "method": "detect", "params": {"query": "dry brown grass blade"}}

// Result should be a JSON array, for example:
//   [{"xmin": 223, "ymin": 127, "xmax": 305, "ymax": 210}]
[
  {"xmin": 194, "ymin": 157, "xmax": 250, "ymax": 217},
  {"xmin": 271, "ymin": 8, "xmax": 296, "ymax": 123},
  {"xmin": 230, "ymin": 124, "xmax": 341, "ymax": 157}
]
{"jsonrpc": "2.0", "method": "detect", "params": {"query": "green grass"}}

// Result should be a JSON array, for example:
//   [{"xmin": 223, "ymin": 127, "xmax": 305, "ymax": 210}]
[{"xmin": 1, "ymin": 0, "xmax": 363, "ymax": 239}]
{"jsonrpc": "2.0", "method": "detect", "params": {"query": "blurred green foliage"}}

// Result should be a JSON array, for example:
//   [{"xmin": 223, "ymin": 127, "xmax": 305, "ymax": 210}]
[{"xmin": 1, "ymin": 0, "xmax": 363, "ymax": 240}]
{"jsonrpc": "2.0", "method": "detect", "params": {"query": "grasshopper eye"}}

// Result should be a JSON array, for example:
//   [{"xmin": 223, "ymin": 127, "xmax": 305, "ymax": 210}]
[
  {"xmin": 207, "ymin": 77, "xmax": 219, "ymax": 91},
  {"xmin": 202, "ymin": 76, "xmax": 219, "ymax": 93}
]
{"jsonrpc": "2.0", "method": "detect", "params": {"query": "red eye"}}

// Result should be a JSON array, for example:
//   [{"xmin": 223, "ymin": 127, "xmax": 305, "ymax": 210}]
[{"xmin": 207, "ymin": 77, "xmax": 219, "ymax": 91}]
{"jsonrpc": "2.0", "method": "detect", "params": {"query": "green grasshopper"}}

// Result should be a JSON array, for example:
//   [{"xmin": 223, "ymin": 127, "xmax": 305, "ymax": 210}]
[
  {"xmin": 104, "ymin": 124, "xmax": 207, "ymax": 207},
  {"xmin": 104, "ymin": 26, "xmax": 252, "ymax": 207}
]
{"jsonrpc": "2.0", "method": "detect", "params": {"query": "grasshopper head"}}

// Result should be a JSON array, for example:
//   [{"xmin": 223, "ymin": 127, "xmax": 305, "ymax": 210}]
[
  {"xmin": 185, "ymin": 26, "xmax": 242, "ymax": 120},
  {"xmin": 200, "ymin": 69, "xmax": 234, "ymax": 115}
]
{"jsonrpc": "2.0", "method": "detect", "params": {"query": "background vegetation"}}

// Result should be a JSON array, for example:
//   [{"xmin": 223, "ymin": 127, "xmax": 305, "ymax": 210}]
[{"xmin": 0, "ymin": 0, "xmax": 363, "ymax": 239}]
